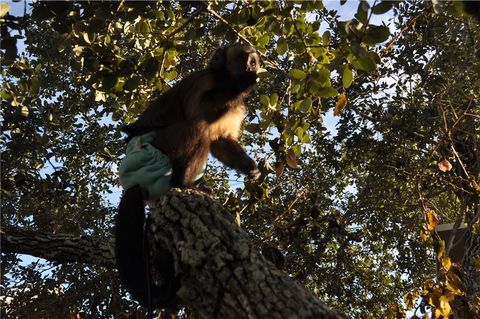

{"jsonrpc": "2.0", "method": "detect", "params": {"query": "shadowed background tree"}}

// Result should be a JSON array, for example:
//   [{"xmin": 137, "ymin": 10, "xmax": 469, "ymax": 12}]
[{"xmin": 1, "ymin": 1, "xmax": 479, "ymax": 318}]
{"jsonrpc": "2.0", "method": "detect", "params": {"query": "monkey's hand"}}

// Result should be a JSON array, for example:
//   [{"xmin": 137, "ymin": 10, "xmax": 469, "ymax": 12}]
[{"xmin": 248, "ymin": 167, "xmax": 261, "ymax": 181}]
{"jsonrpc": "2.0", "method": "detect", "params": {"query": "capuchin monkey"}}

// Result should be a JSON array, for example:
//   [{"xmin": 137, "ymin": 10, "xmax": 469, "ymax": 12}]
[{"xmin": 115, "ymin": 44, "xmax": 261, "ymax": 308}]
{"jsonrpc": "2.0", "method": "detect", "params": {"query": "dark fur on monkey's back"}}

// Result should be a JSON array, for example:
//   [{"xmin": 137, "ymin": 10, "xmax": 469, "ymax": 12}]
[{"xmin": 116, "ymin": 44, "xmax": 260, "ymax": 309}]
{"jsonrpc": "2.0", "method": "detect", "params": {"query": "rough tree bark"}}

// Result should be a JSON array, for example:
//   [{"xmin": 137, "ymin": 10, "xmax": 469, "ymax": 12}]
[
  {"xmin": 149, "ymin": 189, "xmax": 345, "ymax": 319},
  {"xmin": 1, "ymin": 189, "xmax": 346, "ymax": 319},
  {"xmin": 1, "ymin": 226, "xmax": 115, "ymax": 268}
]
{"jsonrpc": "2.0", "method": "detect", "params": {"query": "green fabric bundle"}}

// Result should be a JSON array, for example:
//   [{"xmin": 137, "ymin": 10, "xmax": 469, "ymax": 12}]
[{"xmin": 119, "ymin": 132, "xmax": 204, "ymax": 199}]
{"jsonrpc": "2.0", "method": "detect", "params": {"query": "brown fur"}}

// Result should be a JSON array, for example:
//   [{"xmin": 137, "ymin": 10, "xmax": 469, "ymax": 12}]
[
  {"xmin": 116, "ymin": 45, "xmax": 261, "ymax": 309},
  {"xmin": 124, "ymin": 44, "xmax": 261, "ymax": 187}
]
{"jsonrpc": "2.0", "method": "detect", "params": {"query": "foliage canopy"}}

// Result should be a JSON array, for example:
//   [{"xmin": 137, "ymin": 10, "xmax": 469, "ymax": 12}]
[{"xmin": 1, "ymin": 1, "xmax": 479, "ymax": 318}]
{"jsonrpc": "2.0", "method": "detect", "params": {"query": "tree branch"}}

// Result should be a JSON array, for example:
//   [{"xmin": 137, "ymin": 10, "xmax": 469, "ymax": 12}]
[{"xmin": 1, "ymin": 226, "xmax": 115, "ymax": 268}]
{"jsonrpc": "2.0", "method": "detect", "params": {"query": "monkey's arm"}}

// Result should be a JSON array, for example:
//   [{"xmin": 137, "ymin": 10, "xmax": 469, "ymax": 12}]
[{"xmin": 211, "ymin": 137, "xmax": 260, "ymax": 180}]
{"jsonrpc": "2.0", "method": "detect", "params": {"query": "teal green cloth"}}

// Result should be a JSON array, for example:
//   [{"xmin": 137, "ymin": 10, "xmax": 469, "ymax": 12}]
[{"xmin": 119, "ymin": 132, "xmax": 205, "ymax": 200}]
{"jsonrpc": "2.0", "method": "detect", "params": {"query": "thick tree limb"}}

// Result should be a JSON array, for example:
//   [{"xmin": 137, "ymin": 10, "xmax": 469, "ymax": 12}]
[
  {"xmin": 0, "ymin": 226, "xmax": 115, "ymax": 268},
  {"xmin": 149, "ymin": 189, "xmax": 345, "ymax": 319}
]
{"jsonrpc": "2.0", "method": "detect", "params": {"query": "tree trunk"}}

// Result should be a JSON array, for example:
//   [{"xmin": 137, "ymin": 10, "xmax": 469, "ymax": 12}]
[{"xmin": 149, "ymin": 189, "xmax": 345, "ymax": 319}]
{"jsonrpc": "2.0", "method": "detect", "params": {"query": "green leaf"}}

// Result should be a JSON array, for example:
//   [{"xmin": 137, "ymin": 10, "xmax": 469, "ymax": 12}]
[
  {"xmin": 257, "ymin": 34, "xmax": 270, "ymax": 46},
  {"xmin": 164, "ymin": 70, "xmax": 178, "ymax": 81},
  {"xmin": 322, "ymin": 31, "xmax": 331, "ymax": 45},
  {"xmin": 2, "ymin": 38, "xmax": 17, "ymax": 63},
  {"xmin": 102, "ymin": 75, "xmax": 118, "ymax": 90},
  {"xmin": 142, "ymin": 57, "xmax": 159, "ymax": 79},
  {"xmin": 260, "ymin": 94, "xmax": 270, "ymax": 107},
  {"xmin": 124, "ymin": 77, "xmax": 141, "ymax": 92},
  {"xmin": 270, "ymin": 93, "xmax": 279, "ymax": 107},
  {"xmin": 277, "ymin": 38, "xmax": 288, "ymax": 55},
  {"xmin": 364, "ymin": 25, "xmax": 390, "ymax": 46},
  {"xmin": 1, "ymin": 90, "xmax": 12, "ymax": 101},
  {"xmin": 352, "ymin": 56, "xmax": 376, "ymax": 72},
  {"xmin": 299, "ymin": 97, "xmax": 312, "ymax": 113},
  {"xmin": 355, "ymin": 1, "xmax": 369, "ymax": 25},
  {"xmin": 291, "ymin": 84, "xmax": 301, "ymax": 94},
  {"xmin": 369, "ymin": 51, "xmax": 381, "ymax": 64},
  {"xmin": 140, "ymin": 20, "xmax": 151, "ymax": 35},
  {"xmin": 342, "ymin": 67, "xmax": 353, "ymax": 88},
  {"xmin": 316, "ymin": 67, "xmax": 330, "ymax": 83},
  {"xmin": 289, "ymin": 69, "xmax": 307, "ymax": 80},
  {"xmin": 317, "ymin": 87, "xmax": 338, "ymax": 98},
  {"xmin": 371, "ymin": 1, "xmax": 394, "ymax": 14},
  {"xmin": 30, "ymin": 77, "xmax": 40, "ymax": 95}
]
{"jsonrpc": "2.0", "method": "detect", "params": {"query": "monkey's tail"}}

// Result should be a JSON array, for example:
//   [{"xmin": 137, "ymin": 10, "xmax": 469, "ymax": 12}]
[{"xmin": 115, "ymin": 185, "xmax": 178, "ymax": 308}]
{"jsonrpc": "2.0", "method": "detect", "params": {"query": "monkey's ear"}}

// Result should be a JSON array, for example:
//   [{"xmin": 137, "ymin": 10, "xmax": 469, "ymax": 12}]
[{"xmin": 208, "ymin": 46, "xmax": 227, "ymax": 71}]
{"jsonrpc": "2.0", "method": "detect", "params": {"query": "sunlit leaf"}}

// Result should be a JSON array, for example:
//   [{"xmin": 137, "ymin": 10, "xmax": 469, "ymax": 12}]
[
  {"xmin": 83, "ymin": 32, "xmax": 96, "ymax": 44},
  {"xmin": 270, "ymin": 93, "xmax": 279, "ymax": 107},
  {"xmin": 446, "ymin": 272, "xmax": 465, "ymax": 295},
  {"xmin": 342, "ymin": 67, "xmax": 353, "ymax": 88},
  {"xmin": 21, "ymin": 106, "xmax": 29, "ymax": 117},
  {"xmin": 438, "ymin": 159, "xmax": 453, "ymax": 172},
  {"xmin": 438, "ymin": 295, "xmax": 451, "ymax": 317},
  {"xmin": 435, "ymin": 238, "xmax": 445, "ymax": 261},
  {"xmin": 95, "ymin": 90, "xmax": 106, "ymax": 102},
  {"xmin": 72, "ymin": 46, "xmax": 86, "ymax": 57},
  {"xmin": 404, "ymin": 289, "xmax": 420, "ymax": 310},
  {"xmin": 0, "ymin": 2, "xmax": 11, "ymax": 18},
  {"xmin": 426, "ymin": 210, "xmax": 438, "ymax": 232},
  {"xmin": 441, "ymin": 256, "xmax": 451, "ymax": 271},
  {"xmin": 334, "ymin": 93, "xmax": 348, "ymax": 116}
]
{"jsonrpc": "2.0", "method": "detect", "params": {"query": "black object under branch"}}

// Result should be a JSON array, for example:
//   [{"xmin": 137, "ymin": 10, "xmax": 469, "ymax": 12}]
[{"xmin": 115, "ymin": 185, "xmax": 179, "ymax": 308}]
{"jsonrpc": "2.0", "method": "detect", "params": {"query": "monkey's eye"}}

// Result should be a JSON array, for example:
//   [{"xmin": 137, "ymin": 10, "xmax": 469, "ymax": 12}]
[{"xmin": 250, "ymin": 60, "xmax": 256, "ymax": 67}]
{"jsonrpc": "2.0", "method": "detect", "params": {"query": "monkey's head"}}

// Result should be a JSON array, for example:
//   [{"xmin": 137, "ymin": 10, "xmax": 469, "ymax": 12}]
[{"xmin": 208, "ymin": 44, "xmax": 260, "ymax": 87}]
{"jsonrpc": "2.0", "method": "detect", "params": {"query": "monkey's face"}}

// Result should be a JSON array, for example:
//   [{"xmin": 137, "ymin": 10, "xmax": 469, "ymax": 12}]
[{"xmin": 226, "ymin": 45, "xmax": 260, "ymax": 86}]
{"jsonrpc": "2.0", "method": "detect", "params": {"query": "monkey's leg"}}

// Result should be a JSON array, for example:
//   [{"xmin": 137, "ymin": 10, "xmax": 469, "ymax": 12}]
[{"xmin": 211, "ymin": 137, "xmax": 260, "ymax": 180}]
